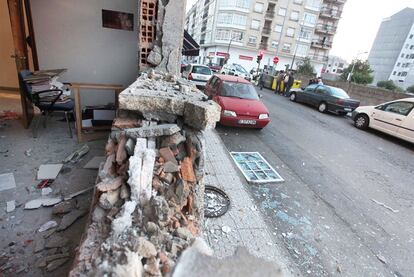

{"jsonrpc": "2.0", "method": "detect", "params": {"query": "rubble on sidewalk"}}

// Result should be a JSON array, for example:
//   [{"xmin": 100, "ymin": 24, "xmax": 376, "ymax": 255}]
[{"xmin": 69, "ymin": 71, "xmax": 220, "ymax": 276}]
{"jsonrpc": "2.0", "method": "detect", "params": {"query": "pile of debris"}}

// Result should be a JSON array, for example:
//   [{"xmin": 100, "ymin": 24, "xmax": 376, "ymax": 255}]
[{"xmin": 70, "ymin": 72, "xmax": 221, "ymax": 276}]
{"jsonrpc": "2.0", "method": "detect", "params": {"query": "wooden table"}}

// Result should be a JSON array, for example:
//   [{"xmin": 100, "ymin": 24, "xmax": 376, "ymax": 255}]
[{"xmin": 71, "ymin": 83, "xmax": 123, "ymax": 143}]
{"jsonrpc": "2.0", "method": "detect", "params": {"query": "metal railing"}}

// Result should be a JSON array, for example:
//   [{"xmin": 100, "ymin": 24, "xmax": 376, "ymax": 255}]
[
  {"xmin": 311, "ymin": 40, "xmax": 332, "ymax": 49},
  {"xmin": 262, "ymin": 27, "xmax": 271, "ymax": 35},
  {"xmin": 315, "ymin": 24, "xmax": 337, "ymax": 34},
  {"xmin": 320, "ymin": 8, "xmax": 342, "ymax": 19},
  {"xmin": 265, "ymin": 11, "xmax": 275, "ymax": 18}
]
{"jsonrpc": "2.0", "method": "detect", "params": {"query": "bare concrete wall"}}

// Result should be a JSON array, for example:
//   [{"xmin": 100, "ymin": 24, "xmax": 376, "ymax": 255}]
[
  {"xmin": 324, "ymin": 80, "xmax": 411, "ymax": 106},
  {"xmin": 30, "ymin": 0, "xmax": 138, "ymax": 106}
]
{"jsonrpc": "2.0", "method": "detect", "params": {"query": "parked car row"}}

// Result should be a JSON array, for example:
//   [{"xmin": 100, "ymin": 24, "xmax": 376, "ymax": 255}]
[{"xmin": 289, "ymin": 84, "xmax": 414, "ymax": 144}]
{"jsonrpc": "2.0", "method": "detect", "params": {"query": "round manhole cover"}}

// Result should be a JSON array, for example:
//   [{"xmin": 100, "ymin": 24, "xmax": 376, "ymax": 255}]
[{"xmin": 204, "ymin": 185, "xmax": 230, "ymax": 218}]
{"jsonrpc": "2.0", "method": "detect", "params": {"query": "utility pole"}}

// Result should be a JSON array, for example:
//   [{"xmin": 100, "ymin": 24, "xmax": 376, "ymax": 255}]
[{"xmin": 347, "ymin": 51, "xmax": 368, "ymax": 82}]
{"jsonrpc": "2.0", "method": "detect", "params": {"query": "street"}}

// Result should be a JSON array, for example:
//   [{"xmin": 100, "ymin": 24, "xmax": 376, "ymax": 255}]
[{"xmin": 216, "ymin": 87, "xmax": 414, "ymax": 277}]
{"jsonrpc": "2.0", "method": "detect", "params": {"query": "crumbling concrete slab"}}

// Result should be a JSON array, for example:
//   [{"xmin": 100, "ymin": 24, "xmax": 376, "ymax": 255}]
[
  {"xmin": 37, "ymin": 164, "xmax": 63, "ymax": 180},
  {"xmin": 126, "ymin": 124, "xmax": 181, "ymax": 138},
  {"xmin": 6, "ymin": 200, "xmax": 15, "ymax": 213},
  {"xmin": 118, "ymin": 76, "xmax": 221, "ymax": 131}
]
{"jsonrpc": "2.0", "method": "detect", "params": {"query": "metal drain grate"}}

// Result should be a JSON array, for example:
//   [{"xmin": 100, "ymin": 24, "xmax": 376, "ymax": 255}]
[
  {"xmin": 204, "ymin": 185, "xmax": 230, "ymax": 218},
  {"xmin": 230, "ymin": 152, "xmax": 284, "ymax": 184}
]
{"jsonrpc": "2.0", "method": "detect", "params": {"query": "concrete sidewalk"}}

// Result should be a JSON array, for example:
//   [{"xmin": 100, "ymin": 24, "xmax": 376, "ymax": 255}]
[{"xmin": 203, "ymin": 130, "xmax": 298, "ymax": 276}]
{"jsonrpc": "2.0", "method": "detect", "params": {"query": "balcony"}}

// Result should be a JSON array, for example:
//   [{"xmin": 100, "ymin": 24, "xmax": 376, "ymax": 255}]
[
  {"xmin": 310, "ymin": 54, "xmax": 329, "ymax": 62},
  {"xmin": 311, "ymin": 40, "xmax": 332, "ymax": 49},
  {"xmin": 320, "ymin": 8, "xmax": 342, "ymax": 19},
  {"xmin": 265, "ymin": 11, "xmax": 275, "ymax": 18},
  {"xmin": 324, "ymin": 0, "xmax": 346, "ymax": 4},
  {"xmin": 315, "ymin": 24, "xmax": 337, "ymax": 34},
  {"xmin": 262, "ymin": 27, "xmax": 272, "ymax": 35},
  {"xmin": 259, "ymin": 42, "xmax": 268, "ymax": 50}
]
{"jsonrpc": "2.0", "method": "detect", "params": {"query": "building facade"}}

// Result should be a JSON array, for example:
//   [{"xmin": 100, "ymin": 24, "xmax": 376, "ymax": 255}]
[
  {"xmin": 185, "ymin": 0, "xmax": 346, "ymax": 75},
  {"xmin": 368, "ymin": 8, "xmax": 414, "ymax": 89},
  {"xmin": 323, "ymin": 55, "xmax": 348, "ymax": 74}
]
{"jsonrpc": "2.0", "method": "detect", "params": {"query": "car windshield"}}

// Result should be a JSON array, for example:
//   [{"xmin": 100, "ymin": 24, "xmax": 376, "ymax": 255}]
[
  {"xmin": 233, "ymin": 64, "xmax": 248, "ymax": 74},
  {"xmin": 220, "ymin": 81, "xmax": 259, "ymax": 100},
  {"xmin": 192, "ymin": 66, "xmax": 212, "ymax": 75},
  {"xmin": 329, "ymin": 87, "xmax": 350, "ymax": 99}
]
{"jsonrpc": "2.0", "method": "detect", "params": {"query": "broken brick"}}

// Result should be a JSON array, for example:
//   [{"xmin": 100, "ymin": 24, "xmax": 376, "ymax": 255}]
[
  {"xmin": 116, "ymin": 133, "xmax": 128, "ymax": 165},
  {"xmin": 180, "ymin": 157, "xmax": 196, "ymax": 182},
  {"xmin": 159, "ymin": 147, "xmax": 178, "ymax": 165},
  {"xmin": 96, "ymin": 176, "xmax": 124, "ymax": 192},
  {"xmin": 112, "ymin": 117, "xmax": 140, "ymax": 130}
]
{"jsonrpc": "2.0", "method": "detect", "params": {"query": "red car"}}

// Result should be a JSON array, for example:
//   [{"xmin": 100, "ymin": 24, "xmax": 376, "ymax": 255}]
[{"xmin": 205, "ymin": 75, "xmax": 270, "ymax": 129}]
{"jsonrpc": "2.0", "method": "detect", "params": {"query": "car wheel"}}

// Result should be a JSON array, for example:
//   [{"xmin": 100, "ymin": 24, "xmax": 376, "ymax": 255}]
[
  {"xmin": 290, "ymin": 93, "xmax": 296, "ymax": 102},
  {"xmin": 318, "ymin": 102, "xmax": 327, "ymax": 113},
  {"xmin": 354, "ymin": 114, "xmax": 369, "ymax": 130}
]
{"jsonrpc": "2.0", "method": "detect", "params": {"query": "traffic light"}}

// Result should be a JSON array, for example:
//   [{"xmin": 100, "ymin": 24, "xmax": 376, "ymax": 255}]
[{"xmin": 257, "ymin": 51, "xmax": 264, "ymax": 64}]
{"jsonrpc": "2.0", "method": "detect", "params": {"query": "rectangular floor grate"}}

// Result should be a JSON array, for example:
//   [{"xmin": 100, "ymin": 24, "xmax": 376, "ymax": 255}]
[{"xmin": 230, "ymin": 152, "xmax": 284, "ymax": 184}]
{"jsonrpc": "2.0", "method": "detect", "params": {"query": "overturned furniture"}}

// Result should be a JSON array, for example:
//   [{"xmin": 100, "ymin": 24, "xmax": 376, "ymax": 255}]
[{"xmin": 69, "ymin": 72, "xmax": 221, "ymax": 276}]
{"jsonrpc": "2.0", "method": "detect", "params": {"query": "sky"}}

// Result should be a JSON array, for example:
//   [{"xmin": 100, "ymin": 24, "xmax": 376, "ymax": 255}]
[{"xmin": 185, "ymin": 0, "xmax": 414, "ymax": 62}]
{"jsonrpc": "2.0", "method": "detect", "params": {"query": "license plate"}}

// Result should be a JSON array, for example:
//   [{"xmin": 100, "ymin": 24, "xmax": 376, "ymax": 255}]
[
  {"xmin": 238, "ymin": 120, "xmax": 256, "ymax": 125},
  {"xmin": 344, "ymin": 108, "xmax": 352, "ymax": 112}
]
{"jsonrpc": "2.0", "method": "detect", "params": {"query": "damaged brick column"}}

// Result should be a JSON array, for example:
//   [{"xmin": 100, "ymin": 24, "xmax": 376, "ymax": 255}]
[{"xmin": 69, "ymin": 73, "xmax": 220, "ymax": 276}]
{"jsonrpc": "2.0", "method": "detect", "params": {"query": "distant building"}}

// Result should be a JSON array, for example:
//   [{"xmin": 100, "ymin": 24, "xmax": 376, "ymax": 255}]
[
  {"xmin": 323, "ymin": 55, "xmax": 348, "ymax": 74},
  {"xmin": 185, "ymin": 0, "xmax": 347, "ymax": 75},
  {"xmin": 368, "ymin": 8, "xmax": 414, "ymax": 89}
]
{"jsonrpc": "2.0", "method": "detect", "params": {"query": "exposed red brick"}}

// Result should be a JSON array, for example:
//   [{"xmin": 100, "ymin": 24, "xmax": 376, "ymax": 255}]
[
  {"xmin": 159, "ymin": 147, "xmax": 177, "ymax": 165},
  {"xmin": 187, "ymin": 220, "xmax": 199, "ymax": 236},
  {"xmin": 112, "ymin": 117, "xmax": 141, "ymax": 129},
  {"xmin": 116, "ymin": 161, "xmax": 129, "ymax": 177},
  {"xmin": 186, "ymin": 195, "xmax": 193, "ymax": 214},
  {"xmin": 116, "ymin": 133, "xmax": 128, "ymax": 165},
  {"xmin": 180, "ymin": 157, "xmax": 196, "ymax": 182}
]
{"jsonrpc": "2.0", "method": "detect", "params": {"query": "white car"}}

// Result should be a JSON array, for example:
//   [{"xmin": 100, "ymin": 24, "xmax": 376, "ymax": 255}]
[
  {"xmin": 181, "ymin": 64, "xmax": 213, "ymax": 89},
  {"xmin": 352, "ymin": 98, "xmax": 414, "ymax": 143},
  {"xmin": 220, "ymin": 63, "xmax": 251, "ymax": 81}
]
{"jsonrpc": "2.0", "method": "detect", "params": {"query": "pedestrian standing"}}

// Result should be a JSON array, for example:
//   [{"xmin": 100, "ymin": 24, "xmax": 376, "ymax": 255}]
[
  {"xmin": 317, "ymin": 77, "xmax": 324, "ymax": 85},
  {"xmin": 284, "ymin": 71, "xmax": 294, "ymax": 97},
  {"xmin": 275, "ymin": 70, "xmax": 284, "ymax": 95},
  {"xmin": 258, "ymin": 71, "xmax": 265, "ymax": 90}
]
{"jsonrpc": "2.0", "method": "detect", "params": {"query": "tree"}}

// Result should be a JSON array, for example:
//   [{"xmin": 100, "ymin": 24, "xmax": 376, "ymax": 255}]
[
  {"xmin": 296, "ymin": 57, "xmax": 315, "ymax": 76},
  {"xmin": 377, "ymin": 80, "xmax": 398, "ymax": 90},
  {"xmin": 340, "ymin": 60, "xmax": 374, "ymax": 85},
  {"xmin": 407, "ymin": 85, "xmax": 414, "ymax": 93}
]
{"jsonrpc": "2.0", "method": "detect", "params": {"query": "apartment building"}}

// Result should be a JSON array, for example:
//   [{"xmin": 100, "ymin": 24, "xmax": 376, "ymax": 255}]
[
  {"xmin": 185, "ymin": 0, "xmax": 346, "ymax": 75},
  {"xmin": 323, "ymin": 55, "xmax": 348, "ymax": 74},
  {"xmin": 368, "ymin": 8, "xmax": 414, "ymax": 89}
]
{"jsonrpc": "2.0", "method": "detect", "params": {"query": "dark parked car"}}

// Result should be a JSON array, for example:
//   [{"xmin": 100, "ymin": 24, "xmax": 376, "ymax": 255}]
[{"xmin": 289, "ymin": 84, "xmax": 360, "ymax": 115}]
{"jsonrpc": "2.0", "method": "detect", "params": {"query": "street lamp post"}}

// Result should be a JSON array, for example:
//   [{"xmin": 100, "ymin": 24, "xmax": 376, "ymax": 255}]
[
  {"xmin": 347, "ymin": 51, "xmax": 368, "ymax": 82},
  {"xmin": 226, "ymin": 33, "xmax": 242, "ymax": 64}
]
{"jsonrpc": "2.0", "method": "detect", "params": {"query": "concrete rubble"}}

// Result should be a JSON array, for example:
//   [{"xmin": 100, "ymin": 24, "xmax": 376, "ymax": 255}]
[{"xmin": 69, "ymin": 71, "xmax": 221, "ymax": 276}]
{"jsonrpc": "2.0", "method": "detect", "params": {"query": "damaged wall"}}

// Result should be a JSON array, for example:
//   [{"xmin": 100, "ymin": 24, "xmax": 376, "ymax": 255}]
[
  {"xmin": 69, "ymin": 72, "xmax": 221, "ymax": 276},
  {"xmin": 139, "ymin": 0, "xmax": 187, "ymax": 75}
]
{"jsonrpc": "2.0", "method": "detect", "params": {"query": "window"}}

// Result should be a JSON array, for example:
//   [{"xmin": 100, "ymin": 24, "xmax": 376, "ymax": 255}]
[
  {"xmin": 410, "ymin": 54, "xmax": 414, "ymax": 59},
  {"xmin": 278, "ymin": 8, "xmax": 286, "ymax": 16},
  {"xmin": 393, "ymin": 71, "xmax": 396, "ymax": 75},
  {"xmin": 382, "ymin": 102, "xmax": 414, "ymax": 116},
  {"xmin": 410, "ymin": 45, "xmax": 414, "ymax": 50},
  {"xmin": 306, "ymin": 0, "xmax": 321, "ymax": 10},
  {"xmin": 219, "ymin": 0, "xmax": 251, "ymax": 9},
  {"xmin": 271, "ymin": 41, "xmax": 279, "ymax": 48},
  {"xmin": 254, "ymin": 2, "xmax": 264, "ymax": 12},
  {"xmin": 397, "ymin": 72, "xmax": 401, "ymax": 76},
  {"xmin": 286, "ymin": 27, "xmax": 295, "ymax": 37},
  {"xmin": 299, "ymin": 28, "xmax": 312, "ymax": 40},
  {"xmin": 290, "ymin": 11, "xmax": 300, "ymax": 21},
  {"xmin": 303, "ymin": 12, "xmax": 317, "ymax": 26},
  {"xmin": 401, "ymin": 53, "xmax": 405, "ymax": 58},
  {"xmin": 338, "ymin": 63, "xmax": 344, "ymax": 68},
  {"xmin": 295, "ymin": 44, "xmax": 308, "ymax": 57},
  {"xmin": 397, "ymin": 62, "xmax": 401, "ymax": 66},
  {"xmin": 406, "ymin": 54, "xmax": 410, "ymax": 58},
  {"xmin": 251, "ymin": 19, "xmax": 260, "ymax": 30},
  {"xmin": 275, "ymin": 24, "xmax": 283, "ymax": 32},
  {"xmin": 217, "ymin": 13, "xmax": 247, "ymax": 27},
  {"xmin": 405, "ymin": 44, "xmax": 409, "ymax": 49},
  {"xmin": 401, "ymin": 71, "xmax": 408, "ymax": 77},
  {"xmin": 215, "ymin": 29, "xmax": 230, "ymax": 40},
  {"xmin": 248, "ymin": 36, "xmax": 257, "ymax": 44},
  {"xmin": 282, "ymin": 43, "xmax": 291, "ymax": 52},
  {"xmin": 410, "ymin": 34, "xmax": 414, "ymax": 39},
  {"xmin": 293, "ymin": 0, "xmax": 303, "ymax": 4}
]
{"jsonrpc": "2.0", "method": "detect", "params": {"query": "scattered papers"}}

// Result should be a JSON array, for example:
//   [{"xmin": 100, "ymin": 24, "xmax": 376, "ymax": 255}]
[
  {"xmin": 0, "ymin": 173, "xmax": 16, "ymax": 192},
  {"xmin": 37, "ymin": 164, "xmax": 63, "ymax": 180}
]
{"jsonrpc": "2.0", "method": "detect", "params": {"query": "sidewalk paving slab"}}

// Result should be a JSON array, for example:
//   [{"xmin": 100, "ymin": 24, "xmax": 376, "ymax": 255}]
[{"xmin": 203, "ymin": 130, "xmax": 300, "ymax": 277}]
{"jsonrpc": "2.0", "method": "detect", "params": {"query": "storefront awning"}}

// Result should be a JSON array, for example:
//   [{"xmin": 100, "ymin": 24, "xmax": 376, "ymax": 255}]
[{"xmin": 182, "ymin": 30, "xmax": 200, "ymax": 56}]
